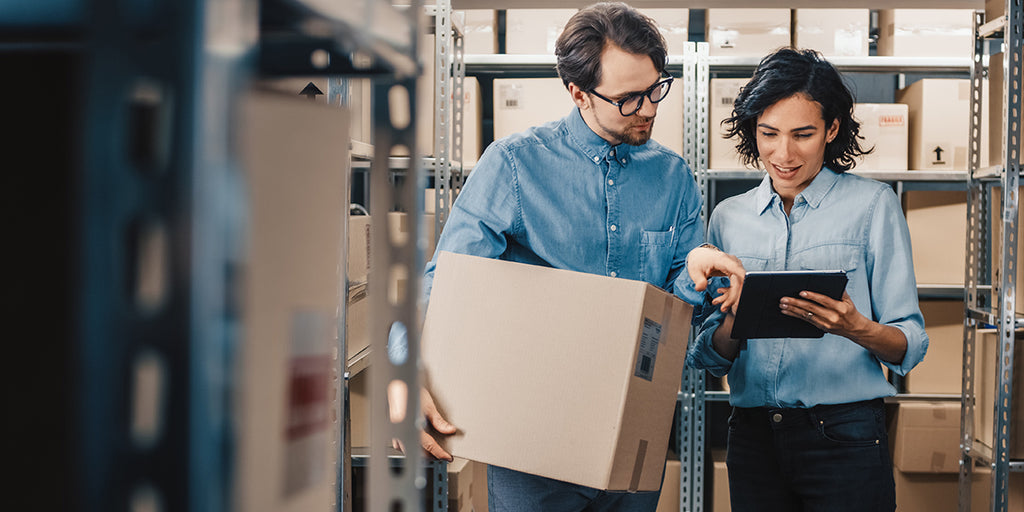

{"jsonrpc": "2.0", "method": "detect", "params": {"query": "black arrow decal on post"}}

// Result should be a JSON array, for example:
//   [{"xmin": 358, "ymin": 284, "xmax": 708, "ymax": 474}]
[{"xmin": 300, "ymin": 82, "xmax": 324, "ymax": 101}]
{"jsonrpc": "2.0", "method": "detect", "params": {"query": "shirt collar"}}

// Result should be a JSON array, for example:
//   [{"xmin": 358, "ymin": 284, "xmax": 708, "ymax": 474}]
[
  {"xmin": 755, "ymin": 166, "xmax": 841, "ymax": 214},
  {"xmin": 566, "ymin": 106, "xmax": 635, "ymax": 165}
]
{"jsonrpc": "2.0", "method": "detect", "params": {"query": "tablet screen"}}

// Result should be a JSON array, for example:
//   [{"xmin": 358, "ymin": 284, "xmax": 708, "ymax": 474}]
[{"xmin": 729, "ymin": 270, "xmax": 848, "ymax": 339}]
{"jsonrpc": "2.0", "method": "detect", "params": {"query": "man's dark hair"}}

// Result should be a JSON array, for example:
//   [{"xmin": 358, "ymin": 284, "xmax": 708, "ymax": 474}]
[
  {"xmin": 554, "ymin": 2, "xmax": 667, "ymax": 92},
  {"xmin": 724, "ymin": 47, "xmax": 871, "ymax": 172}
]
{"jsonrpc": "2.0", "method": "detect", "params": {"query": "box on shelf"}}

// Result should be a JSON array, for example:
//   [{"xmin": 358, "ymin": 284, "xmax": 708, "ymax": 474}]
[
  {"xmin": 236, "ymin": 90, "xmax": 346, "ymax": 512},
  {"xmin": 459, "ymin": 76, "xmax": 483, "ymax": 165},
  {"xmin": 422, "ymin": 252, "xmax": 693, "ymax": 491},
  {"xmin": 349, "ymin": 215, "xmax": 371, "ymax": 284},
  {"xmin": 989, "ymin": 186, "xmax": 1024, "ymax": 315},
  {"xmin": 448, "ymin": 458, "xmax": 482, "ymax": 512},
  {"xmin": 712, "ymin": 449, "xmax": 731, "ymax": 512},
  {"xmin": 974, "ymin": 329, "xmax": 1024, "ymax": 459},
  {"xmin": 655, "ymin": 459, "xmax": 681, "ymax": 512},
  {"xmin": 793, "ymin": 9, "xmax": 869, "ymax": 57},
  {"xmin": 505, "ymin": 9, "xmax": 575, "ymax": 55},
  {"xmin": 705, "ymin": 9, "xmax": 791, "ymax": 57},
  {"xmin": 896, "ymin": 79, "xmax": 970, "ymax": 171},
  {"xmin": 709, "ymin": 78, "xmax": 752, "ymax": 170},
  {"xmin": 986, "ymin": 0, "xmax": 1008, "ymax": 21},
  {"xmin": 989, "ymin": 52, "xmax": 1024, "ymax": 168},
  {"xmin": 890, "ymin": 401, "xmax": 961, "ymax": 473},
  {"xmin": 904, "ymin": 300, "xmax": 964, "ymax": 394},
  {"xmin": 640, "ymin": 9, "xmax": 689, "ymax": 54},
  {"xmin": 853, "ymin": 103, "xmax": 909, "ymax": 171},
  {"xmin": 876, "ymin": 9, "xmax": 975, "ymax": 58},
  {"xmin": 458, "ymin": 9, "xmax": 497, "ymax": 55},
  {"xmin": 493, "ymin": 78, "xmax": 574, "ymax": 141},
  {"xmin": 893, "ymin": 467, "xmax": 999, "ymax": 512},
  {"xmin": 347, "ymin": 370, "xmax": 369, "ymax": 447},
  {"xmin": 901, "ymin": 190, "xmax": 966, "ymax": 286}
]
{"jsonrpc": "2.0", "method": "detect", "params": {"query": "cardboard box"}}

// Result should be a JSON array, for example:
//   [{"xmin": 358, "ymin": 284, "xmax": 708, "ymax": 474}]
[
  {"xmin": 641, "ymin": 9, "xmax": 690, "ymax": 54},
  {"xmin": 793, "ymin": 9, "xmax": 870, "ymax": 57},
  {"xmin": 655, "ymin": 459, "xmax": 680, "ymax": 512},
  {"xmin": 712, "ymin": 449, "xmax": 731, "ymax": 512},
  {"xmin": 347, "ymin": 370, "xmax": 369, "ymax": 447},
  {"xmin": 853, "ymin": 103, "xmax": 909, "ymax": 170},
  {"xmin": 709, "ymin": 78, "xmax": 751, "ymax": 170},
  {"xmin": 893, "ymin": 468, "xmax": 1000, "ymax": 512},
  {"xmin": 986, "ymin": 0, "xmax": 1007, "ymax": 21},
  {"xmin": 458, "ymin": 9, "xmax": 497, "ymax": 55},
  {"xmin": 421, "ymin": 252, "xmax": 693, "ymax": 491},
  {"xmin": 989, "ymin": 186, "xmax": 1024, "ymax": 315},
  {"xmin": 902, "ymin": 190, "xmax": 967, "ymax": 285},
  {"xmin": 505, "ymin": 9, "xmax": 575, "ymax": 55},
  {"xmin": 989, "ymin": 52, "xmax": 1024, "ymax": 169},
  {"xmin": 448, "ymin": 458, "xmax": 479, "ymax": 512},
  {"xmin": 971, "ymin": 465, "xmax": 1024, "ymax": 511},
  {"xmin": 897, "ymin": 79, "xmax": 971, "ymax": 171},
  {"xmin": 457, "ymin": 76, "xmax": 483, "ymax": 165},
  {"xmin": 890, "ymin": 402, "xmax": 961, "ymax": 473},
  {"xmin": 706, "ymin": 9, "xmax": 791, "ymax": 57},
  {"xmin": 235, "ymin": 90, "xmax": 346, "ymax": 512},
  {"xmin": 349, "ymin": 215, "xmax": 371, "ymax": 285},
  {"xmin": 472, "ymin": 459, "xmax": 489, "ymax": 512},
  {"xmin": 905, "ymin": 300, "xmax": 965, "ymax": 394},
  {"xmin": 974, "ymin": 329, "xmax": 1024, "ymax": 459},
  {"xmin": 877, "ymin": 9, "xmax": 975, "ymax": 58}
]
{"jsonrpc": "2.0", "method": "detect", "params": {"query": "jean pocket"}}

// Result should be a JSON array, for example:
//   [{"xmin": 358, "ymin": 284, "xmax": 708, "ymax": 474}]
[{"xmin": 814, "ymin": 404, "xmax": 883, "ymax": 447}]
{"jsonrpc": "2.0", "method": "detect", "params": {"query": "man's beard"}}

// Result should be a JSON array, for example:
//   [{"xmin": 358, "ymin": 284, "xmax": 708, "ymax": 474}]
[{"xmin": 597, "ymin": 115, "xmax": 656, "ymax": 146}]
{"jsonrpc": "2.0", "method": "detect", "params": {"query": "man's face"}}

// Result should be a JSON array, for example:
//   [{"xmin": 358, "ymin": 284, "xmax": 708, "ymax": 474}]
[{"xmin": 577, "ymin": 44, "xmax": 663, "ymax": 146}]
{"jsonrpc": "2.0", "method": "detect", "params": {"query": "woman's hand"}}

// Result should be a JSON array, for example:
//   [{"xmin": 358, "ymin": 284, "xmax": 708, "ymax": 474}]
[{"xmin": 779, "ymin": 290, "xmax": 907, "ymax": 363}]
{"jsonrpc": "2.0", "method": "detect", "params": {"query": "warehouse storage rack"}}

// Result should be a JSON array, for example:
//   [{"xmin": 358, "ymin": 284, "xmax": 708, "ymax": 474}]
[{"xmin": 960, "ymin": 4, "xmax": 1024, "ymax": 512}]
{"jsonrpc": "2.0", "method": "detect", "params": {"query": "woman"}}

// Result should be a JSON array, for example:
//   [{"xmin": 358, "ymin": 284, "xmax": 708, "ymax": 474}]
[{"xmin": 686, "ymin": 48, "xmax": 928, "ymax": 511}]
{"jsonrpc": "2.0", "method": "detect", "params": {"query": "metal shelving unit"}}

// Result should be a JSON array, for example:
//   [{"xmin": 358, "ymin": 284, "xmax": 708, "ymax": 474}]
[{"xmin": 959, "ymin": 4, "xmax": 1024, "ymax": 512}]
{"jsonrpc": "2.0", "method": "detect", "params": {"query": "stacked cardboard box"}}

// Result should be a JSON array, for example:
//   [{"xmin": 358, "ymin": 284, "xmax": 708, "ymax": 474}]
[
  {"xmin": 877, "ymin": 10, "xmax": 975, "ymax": 58},
  {"xmin": 505, "ymin": 9, "xmax": 576, "ymax": 55},
  {"xmin": 897, "ymin": 79, "xmax": 971, "ymax": 171},
  {"xmin": 709, "ymin": 78, "xmax": 751, "ymax": 170},
  {"xmin": 705, "ymin": 9, "xmax": 791, "ymax": 57},
  {"xmin": 904, "ymin": 300, "xmax": 965, "ymax": 394},
  {"xmin": 853, "ymin": 103, "xmax": 909, "ymax": 171},
  {"xmin": 902, "ymin": 190, "xmax": 967, "ymax": 286},
  {"xmin": 422, "ymin": 252, "xmax": 692, "ymax": 491},
  {"xmin": 458, "ymin": 10, "xmax": 496, "ymax": 55},
  {"xmin": 792, "ymin": 9, "xmax": 870, "ymax": 57},
  {"xmin": 974, "ymin": 329, "xmax": 1024, "ymax": 459}
]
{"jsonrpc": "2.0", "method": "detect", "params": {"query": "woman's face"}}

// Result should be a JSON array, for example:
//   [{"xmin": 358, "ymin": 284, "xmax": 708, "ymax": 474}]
[{"xmin": 755, "ymin": 93, "xmax": 839, "ymax": 203}]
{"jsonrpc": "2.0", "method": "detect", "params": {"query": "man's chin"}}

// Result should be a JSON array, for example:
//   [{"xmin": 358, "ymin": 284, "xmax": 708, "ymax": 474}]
[{"xmin": 622, "ymin": 131, "xmax": 652, "ymax": 146}]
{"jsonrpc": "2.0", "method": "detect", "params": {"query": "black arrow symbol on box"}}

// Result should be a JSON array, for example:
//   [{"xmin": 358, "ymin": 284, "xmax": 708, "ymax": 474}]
[
  {"xmin": 933, "ymin": 146, "xmax": 944, "ymax": 161},
  {"xmin": 300, "ymin": 82, "xmax": 323, "ymax": 101}
]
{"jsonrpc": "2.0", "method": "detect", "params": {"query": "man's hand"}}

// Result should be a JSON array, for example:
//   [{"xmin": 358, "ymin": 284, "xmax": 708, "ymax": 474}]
[
  {"xmin": 687, "ymin": 245, "xmax": 745, "ymax": 313},
  {"xmin": 387, "ymin": 382, "xmax": 457, "ymax": 461}
]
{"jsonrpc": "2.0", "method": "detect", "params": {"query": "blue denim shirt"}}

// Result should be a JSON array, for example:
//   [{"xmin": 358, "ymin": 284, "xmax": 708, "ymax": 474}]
[
  {"xmin": 687, "ymin": 168, "xmax": 928, "ymax": 408},
  {"xmin": 390, "ymin": 107, "xmax": 707, "ymax": 362}
]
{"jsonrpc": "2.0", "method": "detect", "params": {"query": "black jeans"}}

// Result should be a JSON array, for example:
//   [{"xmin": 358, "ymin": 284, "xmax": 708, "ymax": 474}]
[{"xmin": 726, "ymin": 398, "xmax": 896, "ymax": 512}]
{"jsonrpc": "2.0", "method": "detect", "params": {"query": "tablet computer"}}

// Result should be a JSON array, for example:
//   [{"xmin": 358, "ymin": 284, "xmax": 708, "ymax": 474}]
[{"xmin": 730, "ymin": 270, "xmax": 848, "ymax": 340}]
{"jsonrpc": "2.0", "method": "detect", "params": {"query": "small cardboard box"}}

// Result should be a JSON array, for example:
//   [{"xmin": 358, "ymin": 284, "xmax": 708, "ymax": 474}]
[
  {"xmin": 974, "ymin": 329, "xmax": 1024, "ymax": 459},
  {"xmin": 422, "ymin": 252, "xmax": 693, "ymax": 491},
  {"xmin": 877, "ymin": 9, "xmax": 975, "ymax": 58},
  {"xmin": 853, "ymin": 103, "xmax": 909, "ymax": 171},
  {"xmin": 655, "ymin": 459, "xmax": 681, "ymax": 512},
  {"xmin": 505, "ymin": 9, "xmax": 576, "ymax": 55},
  {"xmin": 705, "ymin": 9, "xmax": 791, "ymax": 57},
  {"xmin": 709, "ymin": 78, "xmax": 751, "ymax": 170},
  {"xmin": 448, "ymin": 458, "xmax": 479, "ymax": 512},
  {"xmin": 793, "ymin": 9, "xmax": 870, "ymax": 57},
  {"xmin": 902, "ymin": 190, "xmax": 967, "ymax": 286},
  {"xmin": 458, "ymin": 9, "xmax": 497, "ymax": 55},
  {"xmin": 890, "ymin": 402, "xmax": 961, "ymax": 473},
  {"xmin": 896, "ymin": 79, "xmax": 971, "ymax": 171},
  {"xmin": 904, "ymin": 300, "xmax": 964, "ymax": 394},
  {"xmin": 893, "ymin": 467, "xmax": 1001, "ymax": 512}
]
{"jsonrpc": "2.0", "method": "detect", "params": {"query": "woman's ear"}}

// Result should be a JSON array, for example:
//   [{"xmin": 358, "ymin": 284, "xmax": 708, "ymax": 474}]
[{"xmin": 825, "ymin": 118, "xmax": 840, "ymax": 143}]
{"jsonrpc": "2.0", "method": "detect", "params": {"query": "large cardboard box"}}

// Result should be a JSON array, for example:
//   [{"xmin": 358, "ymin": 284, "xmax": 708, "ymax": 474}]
[
  {"xmin": 897, "ymin": 79, "xmax": 971, "ymax": 171},
  {"xmin": 974, "ymin": 329, "xmax": 1024, "ymax": 459},
  {"xmin": 905, "ymin": 300, "xmax": 965, "ymax": 394},
  {"xmin": 505, "ymin": 9, "xmax": 575, "ymax": 55},
  {"xmin": 236, "ymin": 90, "xmax": 345, "ymax": 512},
  {"xmin": 709, "ymin": 78, "xmax": 751, "ymax": 170},
  {"xmin": 853, "ymin": 103, "xmax": 909, "ymax": 171},
  {"xmin": 493, "ymin": 77, "xmax": 684, "ymax": 156},
  {"xmin": 458, "ymin": 9, "xmax": 497, "ymax": 55},
  {"xmin": 706, "ymin": 9, "xmax": 791, "ymax": 57},
  {"xmin": 641, "ymin": 9, "xmax": 689, "ymax": 54},
  {"xmin": 421, "ymin": 252, "xmax": 693, "ymax": 491},
  {"xmin": 877, "ymin": 9, "xmax": 975, "ymax": 58},
  {"xmin": 893, "ymin": 467, "xmax": 1001, "ymax": 512},
  {"xmin": 989, "ymin": 52, "xmax": 1024, "ymax": 169},
  {"xmin": 989, "ymin": 186, "xmax": 1024, "ymax": 315},
  {"xmin": 793, "ymin": 9, "xmax": 869, "ymax": 57},
  {"xmin": 655, "ymin": 459, "xmax": 681, "ymax": 512},
  {"xmin": 712, "ymin": 449, "xmax": 731, "ymax": 512},
  {"xmin": 890, "ymin": 402, "xmax": 961, "ymax": 473},
  {"xmin": 902, "ymin": 190, "xmax": 967, "ymax": 286}
]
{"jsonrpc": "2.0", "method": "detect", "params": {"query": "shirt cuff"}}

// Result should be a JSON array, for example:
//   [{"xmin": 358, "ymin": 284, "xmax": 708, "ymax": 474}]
[{"xmin": 685, "ymin": 308, "xmax": 735, "ymax": 377}]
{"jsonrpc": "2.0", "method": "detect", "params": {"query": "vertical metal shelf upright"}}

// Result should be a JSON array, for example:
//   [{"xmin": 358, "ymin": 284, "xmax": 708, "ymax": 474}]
[{"xmin": 960, "ymin": 2, "xmax": 1024, "ymax": 511}]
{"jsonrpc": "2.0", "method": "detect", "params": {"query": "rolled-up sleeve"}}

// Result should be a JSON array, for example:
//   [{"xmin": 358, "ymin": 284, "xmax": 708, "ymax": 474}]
[{"xmin": 867, "ymin": 187, "xmax": 928, "ymax": 375}]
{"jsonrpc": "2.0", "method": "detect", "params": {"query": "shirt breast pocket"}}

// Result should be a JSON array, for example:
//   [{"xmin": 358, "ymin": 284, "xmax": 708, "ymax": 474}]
[
  {"xmin": 640, "ymin": 229, "xmax": 674, "ymax": 285},
  {"xmin": 792, "ymin": 245, "xmax": 860, "ymax": 298}
]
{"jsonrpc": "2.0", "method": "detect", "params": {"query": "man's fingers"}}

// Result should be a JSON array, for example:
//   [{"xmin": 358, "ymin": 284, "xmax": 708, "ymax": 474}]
[{"xmin": 421, "ymin": 431, "xmax": 453, "ymax": 462}]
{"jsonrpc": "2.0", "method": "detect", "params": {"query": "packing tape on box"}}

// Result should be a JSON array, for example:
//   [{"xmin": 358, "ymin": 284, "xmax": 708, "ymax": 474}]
[{"xmin": 629, "ymin": 439, "xmax": 649, "ymax": 493}]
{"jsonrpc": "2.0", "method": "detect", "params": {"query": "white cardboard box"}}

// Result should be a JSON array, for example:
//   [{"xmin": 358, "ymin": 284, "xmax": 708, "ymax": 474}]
[
  {"xmin": 793, "ymin": 9, "xmax": 869, "ymax": 57},
  {"xmin": 877, "ymin": 9, "xmax": 974, "ymax": 58},
  {"xmin": 709, "ymin": 78, "xmax": 751, "ymax": 170},
  {"xmin": 706, "ymin": 9, "xmax": 791, "ymax": 57},
  {"xmin": 422, "ymin": 252, "xmax": 692, "ymax": 491},
  {"xmin": 854, "ymin": 103, "xmax": 909, "ymax": 171},
  {"xmin": 896, "ymin": 79, "xmax": 971, "ymax": 171}
]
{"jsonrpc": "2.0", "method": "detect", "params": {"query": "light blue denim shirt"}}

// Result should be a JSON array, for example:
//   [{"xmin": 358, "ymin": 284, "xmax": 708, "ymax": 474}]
[
  {"xmin": 686, "ymin": 168, "xmax": 928, "ymax": 408},
  {"xmin": 390, "ymin": 107, "xmax": 708, "ymax": 362}
]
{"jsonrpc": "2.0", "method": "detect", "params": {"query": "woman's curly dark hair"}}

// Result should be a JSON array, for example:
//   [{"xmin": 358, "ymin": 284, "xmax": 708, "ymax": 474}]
[{"xmin": 723, "ymin": 47, "xmax": 871, "ymax": 172}]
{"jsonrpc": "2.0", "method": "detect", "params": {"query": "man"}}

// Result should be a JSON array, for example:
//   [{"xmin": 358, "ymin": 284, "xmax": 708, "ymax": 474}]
[{"xmin": 392, "ymin": 3, "xmax": 744, "ymax": 510}]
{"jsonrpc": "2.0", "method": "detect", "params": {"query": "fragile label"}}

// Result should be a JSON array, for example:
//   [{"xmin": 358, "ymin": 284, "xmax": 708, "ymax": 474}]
[{"xmin": 634, "ymin": 318, "xmax": 662, "ymax": 381}]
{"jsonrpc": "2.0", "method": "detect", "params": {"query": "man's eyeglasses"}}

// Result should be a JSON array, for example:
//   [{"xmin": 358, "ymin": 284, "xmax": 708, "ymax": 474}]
[{"xmin": 588, "ymin": 75, "xmax": 674, "ymax": 117}]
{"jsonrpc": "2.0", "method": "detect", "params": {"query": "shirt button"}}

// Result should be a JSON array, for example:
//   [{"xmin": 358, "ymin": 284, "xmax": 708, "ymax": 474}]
[
  {"xmin": 772, "ymin": 413, "xmax": 783, "ymax": 423},
  {"xmin": 610, "ymin": 225, "xmax": 617, "ymax": 232},
  {"xmin": 610, "ymin": 271, "xmax": 617, "ymax": 277},
  {"xmin": 608, "ymin": 179, "xmax": 614, "ymax": 186},
  {"xmin": 609, "ymin": 150, "xmax": 615, "ymax": 157}
]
